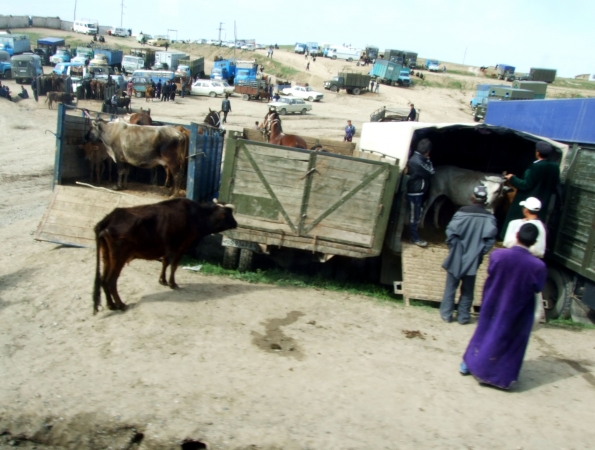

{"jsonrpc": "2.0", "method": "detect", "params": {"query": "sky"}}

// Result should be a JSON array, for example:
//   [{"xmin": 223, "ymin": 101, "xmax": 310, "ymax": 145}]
[{"xmin": 1, "ymin": 0, "xmax": 593, "ymax": 77}]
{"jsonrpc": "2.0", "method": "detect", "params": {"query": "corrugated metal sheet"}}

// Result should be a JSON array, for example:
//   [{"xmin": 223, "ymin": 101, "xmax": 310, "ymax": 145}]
[{"xmin": 485, "ymin": 98, "xmax": 595, "ymax": 144}]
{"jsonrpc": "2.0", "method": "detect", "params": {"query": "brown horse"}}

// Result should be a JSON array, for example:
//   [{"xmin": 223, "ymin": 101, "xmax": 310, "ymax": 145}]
[
  {"xmin": 145, "ymin": 86, "xmax": 155, "ymax": 102},
  {"xmin": 261, "ymin": 110, "xmax": 307, "ymax": 149},
  {"xmin": 129, "ymin": 108, "xmax": 153, "ymax": 125}
]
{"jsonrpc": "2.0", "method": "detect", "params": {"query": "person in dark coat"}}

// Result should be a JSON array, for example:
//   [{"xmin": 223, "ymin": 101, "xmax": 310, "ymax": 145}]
[
  {"xmin": 405, "ymin": 138, "xmax": 434, "ymax": 247},
  {"xmin": 407, "ymin": 103, "xmax": 417, "ymax": 121},
  {"xmin": 221, "ymin": 94, "xmax": 231, "ymax": 123},
  {"xmin": 156, "ymin": 80, "xmax": 162, "ymax": 99},
  {"xmin": 31, "ymin": 77, "xmax": 38, "ymax": 102},
  {"xmin": 460, "ymin": 223, "xmax": 547, "ymax": 389},
  {"xmin": 161, "ymin": 81, "xmax": 169, "ymax": 101},
  {"xmin": 440, "ymin": 186, "xmax": 498, "ymax": 324},
  {"xmin": 502, "ymin": 141, "xmax": 560, "ymax": 237},
  {"xmin": 169, "ymin": 81, "xmax": 176, "ymax": 100},
  {"xmin": 17, "ymin": 85, "xmax": 29, "ymax": 99}
]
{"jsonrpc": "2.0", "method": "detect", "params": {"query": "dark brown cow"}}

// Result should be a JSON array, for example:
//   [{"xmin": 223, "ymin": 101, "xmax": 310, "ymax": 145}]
[
  {"xmin": 93, "ymin": 199, "xmax": 237, "ymax": 313},
  {"xmin": 79, "ymin": 140, "xmax": 111, "ymax": 184},
  {"xmin": 45, "ymin": 91, "xmax": 77, "ymax": 109},
  {"xmin": 104, "ymin": 96, "xmax": 132, "ymax": 113}
]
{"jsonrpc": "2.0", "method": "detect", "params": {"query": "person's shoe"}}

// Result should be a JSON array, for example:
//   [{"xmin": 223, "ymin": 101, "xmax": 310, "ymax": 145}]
[
  {"xmin": 441, "ymin": 315, "xmax": 453, "ymax": 323},
  {"xmin": 458, "ymin": 319, "xmax": 470, "ymax": 325},
  {"xmin": 412, "ymin": 239, "xmax": 428, "ymax": 247},
  {"xmin": 459, "ymin": 361, "xmax": 470, "ymax": 376}
]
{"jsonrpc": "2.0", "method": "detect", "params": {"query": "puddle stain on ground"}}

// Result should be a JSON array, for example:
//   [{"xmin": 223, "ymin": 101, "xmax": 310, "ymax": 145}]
[{"xmin": 251, "ymin": 310, "xmax": 305, "ymax": 359}]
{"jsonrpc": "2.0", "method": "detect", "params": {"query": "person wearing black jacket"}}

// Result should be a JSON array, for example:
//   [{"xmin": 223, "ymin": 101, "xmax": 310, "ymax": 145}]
[{"xmin": 406, "ymin": 138, "xmax": 435, "ymax": 247}]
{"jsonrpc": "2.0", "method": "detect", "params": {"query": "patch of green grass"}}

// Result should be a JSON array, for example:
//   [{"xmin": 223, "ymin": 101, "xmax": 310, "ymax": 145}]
[
  {"xmin": 545, "ymin": 318, "xmax": 595, "ymax": 330},
  {"xmin": 447, "ymin": 69, "xmax": 476, "ymax": 77},
  {"xmin": 181, "ymin": 256, "xmax": 401, "ymax": 304},
  {"xmin": 552, "ymin": 77, "xmax": 595, "ymax": 91},
  {"xmin": 252, "ymin": 54, "xmax": 299, "ymax": 79},
  {"xmin": 550, "ymin": 92, "xmax": 590, "ymax": 99}
]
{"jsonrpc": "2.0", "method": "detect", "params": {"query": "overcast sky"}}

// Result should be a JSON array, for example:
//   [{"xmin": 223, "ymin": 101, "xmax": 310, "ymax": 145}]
[{"xmin": 2, "ymin": 0, "xmax": 593, "ymax": 77}]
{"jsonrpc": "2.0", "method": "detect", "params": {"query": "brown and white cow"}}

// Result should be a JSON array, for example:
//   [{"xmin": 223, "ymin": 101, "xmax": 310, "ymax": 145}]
[
  {"xmin": 93, "ymin": 199, "xmax": 237, "ymax": 313},
  {"xmin": 45, "ymin": 91, "xmax": 77, "ymax": 109},
  {"xmin": 86, "ymin": 119, "xmax": 187, "ymax": 196},
  {"xmin": 78, "ymin": 140, "xmax": 111, "ymax": 184}
]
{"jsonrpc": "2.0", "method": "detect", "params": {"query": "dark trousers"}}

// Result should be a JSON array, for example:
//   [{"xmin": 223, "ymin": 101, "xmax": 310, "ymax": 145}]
[
  {"xmin": 222, "ymin": 111, "xmax": 229, "ymax": 123},
  {"xmin": 407, "ymin": 194, "xmax": 424, "ymax": 242},
  {"xmin": 440, "ymin": 272, "xmax": 476, "ymax": 324},
  {"xmin": 32, "ymin": 90, "xmax": 38, "ymax": 102}
]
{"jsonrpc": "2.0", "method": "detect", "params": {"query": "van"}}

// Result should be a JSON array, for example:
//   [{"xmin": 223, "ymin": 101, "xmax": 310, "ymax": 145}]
[
  {"xmin": 73, "ymin": 20, "xmax": 98, "ymax": 35},
  {"xmin": 10, "ymin": 54, "xmax": 43, "ymax": 83},
  {"xmin": 130, "ymin": 69, "xmax": 175, "ymax": 96},
  {"xmin": 110, "ymin": 27, "xmax": 129, "ymax": 38},
  {"xmin": 122, "ymin": 55, "xmax": 145, "ymax": 74}
]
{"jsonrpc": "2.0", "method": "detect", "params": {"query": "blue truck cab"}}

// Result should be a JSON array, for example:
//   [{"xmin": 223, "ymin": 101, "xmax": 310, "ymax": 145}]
[
  {"xmin": 470, "ymin": 84, "xmax": 509, "ymax": 109},
  {"xmin": 211, "ymin": 59, "xmax": 237, "ymax": 84},
  {"xmin": 0, "ymin": 50, "xmax": 11, "ymax": 78},
  {"xmin": 425, "ymin": 59, "xmax": 440, "ymax": 72}
]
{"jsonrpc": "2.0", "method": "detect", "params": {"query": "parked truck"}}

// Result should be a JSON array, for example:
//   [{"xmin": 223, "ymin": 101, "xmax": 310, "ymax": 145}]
[
  {"xmin": 470, "ymin": 84, "xmax": 509, "ymax": 109},
  {"xmin": 92, "ymin": 48, "xmax": 123, "ymax": 70},
  {"xmin": 403, "ymin": 51, "xmax": 418, "ymax": 69},
  {"xmin": 485, "ymin": 98, "xmax": 595, "ymax": 324},
  {"xmin": 529, "ymin": 67, "xmax": 557, "ymax": 83},
  {"xmin": 473, "ymin": 88, "xmax": 534, "ymax": 121},
  {"xmin": 0, "ymin": 34, "xmax": 30, "ymax": 56},
  {"xmin": 496, "ymin": 64, "xmax": 515, "ymax": 81},
  {"xmin": 370, "ymin": 60, "xmax": 411, "ymax": 87},
  {"xmin": 176, "ymin": 57, "xmax": 205, "ymax": 79},
  {"xmin": 36, "ymin": 37, "xmax": 66, "ymax": 65},
  {"xmin": 152, "ymin": 51, "xmax": 187, "ymax": 71},
  {"xmin": 235, "ymin": 60, "xmax": 259, "ymax": 84},
  {"xmin": 10, "ymin": 54, "xmax": 43, "ymax": 83},
  {"xmin": 511, "ymin": 80, "xmax": 547, "ymax": 99},
  {"xmin": 323, "ymin": 72, "xmax": 372, "ymax": 94},
  {"xmin": 50, "ymin": 47, "xmax": 72, "ymax": 65},
  {"xmin": 76, "ymin": 47, "xmax": 94, "ymax": 60},
  {"xmin": 364, "ymin": 46, "xmax": 379, "ymax": 61},
  {"xmin": 211, "ymin": 59, "xmax": 237, "ymax": 84},
  {"xmin": 384, "ymin": 49, "xmax": 403, "ymax": 65},
  {"xmin": 0, "ymin": 50, "xmax": 11, "ymax": 78},
  {"xmin": 122, "ymin": 48, "xmax": 155, "ymax": 73},
  {"xmin": 218, "ymin": 123, "xmax": 569, "ymax": 318},
  {"xmin": 425, "ymin": 59, "xmax": 440, "ymax": 72}
]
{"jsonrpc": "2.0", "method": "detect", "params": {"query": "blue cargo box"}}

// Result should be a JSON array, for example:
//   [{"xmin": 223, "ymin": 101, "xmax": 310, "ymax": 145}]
[{"xmin": 485, "ymin": 98, "xmax": 595, "ymax": 145}]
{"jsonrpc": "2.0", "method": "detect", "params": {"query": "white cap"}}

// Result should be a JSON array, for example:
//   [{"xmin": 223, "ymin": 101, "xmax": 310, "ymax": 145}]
[{"xmin": 520, "ymin": 197, "xmax": 541, "ymax": 212}]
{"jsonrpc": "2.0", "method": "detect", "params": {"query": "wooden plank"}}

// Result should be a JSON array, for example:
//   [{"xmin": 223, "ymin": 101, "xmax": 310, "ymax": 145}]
[
  {"xmin": 306, "ymin": 223, "xmax": 373, "ymax": 246},
  {"xmin": 242, "ymin": 128, "xmax": 355, "ymax": 156},
  {"xmin": 35, "ymin": 185, "xmax": 164, "ymax": 248}
]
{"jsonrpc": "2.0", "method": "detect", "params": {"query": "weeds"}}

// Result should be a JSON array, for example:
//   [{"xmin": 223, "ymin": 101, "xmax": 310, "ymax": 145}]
[
  {"xmin": 545, "ymin": 318, "xmax": 595, "ymax": 330},
  {"xmin": 552, "ymin": 78, "xmax": 595, "ymax": 91}
]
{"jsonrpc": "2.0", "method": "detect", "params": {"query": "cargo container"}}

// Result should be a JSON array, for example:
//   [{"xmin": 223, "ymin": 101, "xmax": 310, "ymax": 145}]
[
  {"xmin": 176, "ymin": 57, "xmax": 205, "ymax": 78},
  {"xmin": 370, "ymin": 60, "xmax": 410, "ymax": 86},
  {"xmin": 529, "ymin": 67, "xmax": 557, "ymax": 83},
  {"xmin": 470, "ymin": 84, "xmax": 509, "ymax": 108},
  {"xmin": 0, "ymin": 34, "xmax": 30, "ymax": 56},
  {"xmin": 495, "ymin": 64, "xmax": 515, "ymax": 81},
  {"xmin": 92, "ymin": 48, "xmax": 123, "ymax": 69},
  {"xmin": 511, "ymin": 80, "xmax": 547, "ymax": 99},
  {"xmin": 384, "ymin": 49, "xmax": 403, "ymax": 65},
  {"xmin": 485, "ymin": 98, "xmax": 595, "ymax": 324},
  {"xmin": 152, "ymin": 51, "xmax": 187, "ymax": 71}
]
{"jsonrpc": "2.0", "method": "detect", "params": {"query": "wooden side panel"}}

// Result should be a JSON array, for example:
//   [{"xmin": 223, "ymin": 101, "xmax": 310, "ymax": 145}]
[
  {"xmin": 402, "ymin": 242, "xmax": 492, "ymax": 305},
  {"xmin": 35, "ymin": 185, "xmax": 163, "ymax": 248},
  {"xmin": 61, "ymin": 113, "xmax": 90, "ymax": 181},
  {"xmin": 242, "ymin": 128, "xmax": 355, "ymax": 156}
]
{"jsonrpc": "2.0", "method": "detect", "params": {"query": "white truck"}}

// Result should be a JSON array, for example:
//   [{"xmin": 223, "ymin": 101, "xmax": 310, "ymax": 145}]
[
  {"xmin": 327, "ymin": 46, "xmax": 361, "ymax": 62},
  {"xmin": 152, "ymin": 51, "xmax": 187, "ymax": 71}
]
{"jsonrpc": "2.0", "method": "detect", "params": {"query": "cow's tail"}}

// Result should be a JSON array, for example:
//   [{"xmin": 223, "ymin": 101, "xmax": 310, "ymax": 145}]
[{"xmin": 93, "ymin": 231, "xmax": 102, "ymax": 315}]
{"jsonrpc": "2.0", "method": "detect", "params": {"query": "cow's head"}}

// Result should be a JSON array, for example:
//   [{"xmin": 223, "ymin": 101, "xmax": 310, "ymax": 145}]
[
  {"xmin": 210, "ymin": 203, "xmax": 237, "ymax": 233},
  {"xmin": 480, "ymin": 175, "xmax": 507, "ymax": 209},
  {"xmin": 87, "ymin": 118, "xmax": 108, "ymax": 143}
]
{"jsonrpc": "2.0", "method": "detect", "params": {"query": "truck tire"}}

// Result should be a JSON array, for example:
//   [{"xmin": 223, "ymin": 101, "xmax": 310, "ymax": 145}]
[
  {"xmin": 242, "ymin": 94, "xmax": 249, "ymax": 101},
  {"xmin": 279, "ymin": 108, "xmax": 287, "ymax": 115},
  {"xmin": 347, "ymin": 58, "xmax": 353, "ymax": 62},
  {"xmin": 473, "ymin": 116, "xmax": 480, "ymax": 122},
  {"xmin": 301, "ymin": 108, "xmax": 307, "ymax": 115},
  {"xmin": 238, "ymin": 248, "xmax": 254, "ymax": 272},
  {"xmin": 209, "ymin": 91, "xmax": 217, "ymax": 97},
  {"xmin": 332, "ymin": 55, "xmax": 337, "ymax": 60},
  {"xmin": 330, "ymin": 85, "xmax": 338, "ymax": 92},
  {"xmin": 353, "ymin": 87, "xmax": 361, "ymax": 95},
  {"xmin": 543, "ymin": 266, "xmax": 573, "ymax": 320},
  {"xmin": 222, "ymin": 246, "xmax": 239, "ymax": 270},
  {"xmin": 3, "ymin": 69, "xmax": 10, "ymax": 79}
]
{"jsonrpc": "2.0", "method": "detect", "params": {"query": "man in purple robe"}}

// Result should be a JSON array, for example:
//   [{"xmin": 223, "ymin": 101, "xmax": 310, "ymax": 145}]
[{"xmin": 460, "ymin": 223, "xmax": 547, "ymax": 389}]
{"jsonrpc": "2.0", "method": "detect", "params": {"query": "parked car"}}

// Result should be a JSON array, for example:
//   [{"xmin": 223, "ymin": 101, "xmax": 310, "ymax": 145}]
[
  {"xmin": 147, "ymin": 38, "xmax": 170, "ymax": 47},
  {"xmin": 241, "ymin": 44, "xmax": 255, "ymax": 51},
  {"xmin": 282, "ymin": 85, "xmax": 324, "ymax": 102},
  {"xmin": 267, "ymin": 97, "xmax": 312, "ymax": 115},
  {"xmin": 190, "ymin": 79, "xmax": 225, "ymax": 97},
  {"xmin": 212, "ymin": 80, "xmax": 234, "ymax": 95}
]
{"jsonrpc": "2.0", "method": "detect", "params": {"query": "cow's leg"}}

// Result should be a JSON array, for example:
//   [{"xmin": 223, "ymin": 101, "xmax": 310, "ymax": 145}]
[
  {"xmin": 419, "ymin": 193, "xmax": 437, "ymax": 229},
  {"xmin": 159, "ymin": 258, "xmax": 170, "ymax": 286},
  {"xmin": 106, "ymin": 258, "xmax": 128, "ymax": 311},
  {"xmin": 99, "ymin": 238, "xmax": 117, "ymax": 310},
  {"xmin": 115, "ymin": 162, "xmax": 129, "ymax": 190},
  {"xmin": 432, "ymin": 197, "xmax": 447, "ymax": 228},
  {"xmin": 167, "ymin": 252, "xmax": 184, "ymax": 289}
]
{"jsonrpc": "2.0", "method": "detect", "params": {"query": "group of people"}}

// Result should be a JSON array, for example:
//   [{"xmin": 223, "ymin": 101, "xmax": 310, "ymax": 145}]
[
  {"xmin": 405, "ymin": 138, "xmax": 560, "ymax": 389},
  {"xmin": 369, "ymin": 79, "xmax": 380, "ymax": 93},
  {"xmin": 153, "ymin": 79, "xmax": 179, "ymax": 101},
  {"xmin": 0, "ymin": 81, "xmax": 30, "ymax": 102}
]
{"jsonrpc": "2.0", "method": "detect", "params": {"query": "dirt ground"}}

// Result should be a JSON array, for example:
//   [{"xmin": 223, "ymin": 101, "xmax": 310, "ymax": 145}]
[{"xmin": 1, "ymin": 29, "xmax": 595, "ymax": 449}]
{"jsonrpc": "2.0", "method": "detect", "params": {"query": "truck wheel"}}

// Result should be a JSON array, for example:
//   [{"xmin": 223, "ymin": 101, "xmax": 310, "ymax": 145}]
[
  {"xmin": 347, "ymin": 58, "xmax": 353, "ymax": 62},
  {"xmin": 279, "ymin": 108, "xmax": 287, "ymax": 115},
  {"xmin": 353, "ymin": 88, "xmax": 361, "ymax": 95},
  {"xmin": 473, "ymin": 116, "xmax": 480, "ymax": 122},
  {"xmin": 209, "ymin": 91, "xmax": 217, "ymax": 97},
  {"xmin": 332, "ymin": 55, "xmax": 337, "ymax": 60},
  {"xmin": 543, "ymin": 266, "xmax": 573, "ymax": 320},
  {"xmin": 238, "ymin": 248, "xmax": 254, "ymax": 272},
  {"xmin": 222, "ymin": 246, "xmax": 239, "ymax": 270},
  {"xmin": 330, "ymin": 85, "xmax": 338, "ymax": 92},
  {"xmin": 301, "ymin": 108, "xmax": 307, "ymax": 115},
  {"xmin": 4, "ymin": 70, "xmax": 10, "ymax": 79},
  {"xmin": 242, "ymin": 94, "xmax": 249, "ymax": 101}
]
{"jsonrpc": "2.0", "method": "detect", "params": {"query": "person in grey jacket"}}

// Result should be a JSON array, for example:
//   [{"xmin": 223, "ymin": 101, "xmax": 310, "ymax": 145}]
[
  {"xmin": 440, "ymin": 185, "xmax": 498, "ymax": 324},
  {"xmin": 221, "ymin": 94, "xmax": 231, "ymax": 123},
  {"xmin": 406, "ymin": 138, "xmax": 434, "ymax": 247}
]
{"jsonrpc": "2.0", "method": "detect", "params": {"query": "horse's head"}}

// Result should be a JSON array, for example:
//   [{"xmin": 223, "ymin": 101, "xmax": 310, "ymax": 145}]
[{"xmin": 204, "ymin": 109, "xmax": 222, "ymax": 129}]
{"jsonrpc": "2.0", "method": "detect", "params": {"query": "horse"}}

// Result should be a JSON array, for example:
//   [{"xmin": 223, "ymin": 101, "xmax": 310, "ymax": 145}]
[{"xmin": 261, "ymin": 109, "xmax": 307, "ymax": 149}]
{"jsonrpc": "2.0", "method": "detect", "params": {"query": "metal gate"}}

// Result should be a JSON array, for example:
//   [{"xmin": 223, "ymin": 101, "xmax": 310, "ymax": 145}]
[{"xmin": 187, "ymin": 124, "xmax": 225, "ymax": 202}]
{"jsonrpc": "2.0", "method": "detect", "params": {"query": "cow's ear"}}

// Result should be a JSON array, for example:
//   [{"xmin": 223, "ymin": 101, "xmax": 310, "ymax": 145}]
[{"xmin": 209, "ymin": 108, "xmax": 212, "ymax": 112}]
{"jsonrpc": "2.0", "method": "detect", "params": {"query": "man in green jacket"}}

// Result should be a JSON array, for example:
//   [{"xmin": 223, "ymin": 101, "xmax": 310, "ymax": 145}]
[{"xmin": 502, "ymin": 141, "xmax": 560, "ymax": 238}]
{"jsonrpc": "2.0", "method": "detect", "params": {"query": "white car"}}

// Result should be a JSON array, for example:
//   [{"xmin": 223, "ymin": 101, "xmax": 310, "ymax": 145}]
[
  {"xmin": 190, "ymin": 80, "xmax": 225, "ymax": 97},
  {"xmin": 241, "ymin": 44, "xmax": 255, "ymax": 51},
  {"xmin": 212, "ymin": 80, "xmax": 234, "ymax": 95},
  {"xmin": 267, "ymin": 97, "xmax": 312, "ymax": 115},
  {"xmin": 282, "ymin": 85, "xmax": 324, "ymax": 102}
]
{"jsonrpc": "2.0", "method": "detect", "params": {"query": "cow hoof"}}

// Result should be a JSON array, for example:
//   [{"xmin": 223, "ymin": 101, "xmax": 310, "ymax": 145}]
[
  {"xmin": 169, "ymin": 282, "xmax": 179, "ymax": 289},
  {"xmin": 106, "ymin": 303, "xmax": 117, "ymax": 311},
  {"xmin": 119, "ymin": 304, "xmax": 129, "ymax": 312},
  {"xmin": 159, "ymin": 278, "xmax": 168, "ymax": 286}
]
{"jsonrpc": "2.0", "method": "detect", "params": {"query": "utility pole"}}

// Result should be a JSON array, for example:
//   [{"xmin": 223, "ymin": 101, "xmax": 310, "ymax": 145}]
[
  {"xmin": 120, "ymin": 0, "xmax": 125, "ymax": 27},
  {"xmin": 218, "ymin": 22, "xmax": 224, "ymax": 41},
  {"xmin": 167, "ymin": 29, "xmax": 178, "ymax": 41},
  {"xmin": 462, "ymin": 47, "xmax": 467, "ymax": 65},
  {"xmin": 73, "ymin": 0, "xmax": 77, "ymax": 22}
]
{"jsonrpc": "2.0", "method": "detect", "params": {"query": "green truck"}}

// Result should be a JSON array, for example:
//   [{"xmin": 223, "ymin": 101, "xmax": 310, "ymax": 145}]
[
  {"xmin": 323, "ymin": 72, "xmax": 372, "ymax": 94},
  {"xmin": 529, "ymin": 67, "xmax": 557, "ymax": 83},
  {"xmin": 474, "ymin": 88, "xmax": 534, "ymax": 121},
  {"xmin": 512, "ymin": 80, "xmax": 547, "ymax": 99}
]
